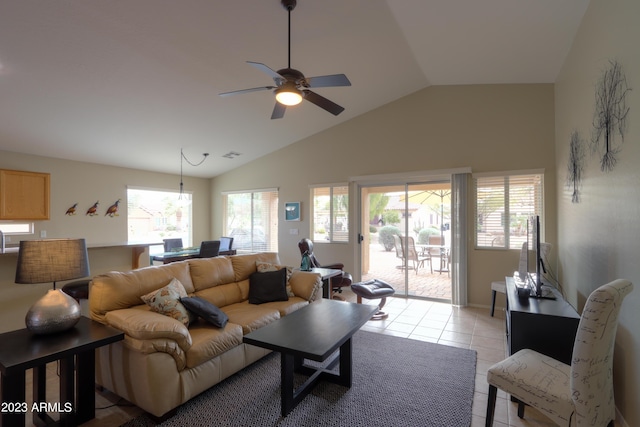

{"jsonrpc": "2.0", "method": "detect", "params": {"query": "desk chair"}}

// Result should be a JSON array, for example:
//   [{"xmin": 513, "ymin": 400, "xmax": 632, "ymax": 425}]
[
  {"xmin": 198, "ymin": 240, "xmax": 221, "ymax": 258},
  {"xmin": 485, "ymin": 279, "xmax": 633, "ymax": 427},
  {"xmin": 219, "ymin": 236, "xmax": 234, "ymax": 252},
  {"xmin": 163, "ymin": 238, "xmax": 183, "ymax": 252},
  {"xmin": 297, "ymin": 238, "xmax": 352, "ymax": 299}
]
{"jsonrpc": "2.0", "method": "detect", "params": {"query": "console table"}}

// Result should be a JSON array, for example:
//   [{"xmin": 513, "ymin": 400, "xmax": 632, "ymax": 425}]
[
  {"xmin": 0, "ymin": 317, "xmax": 124, "ymax": 427},
  {"xmin": 505, "ymin": 276, "xmax": 580, "ymax": 364}
]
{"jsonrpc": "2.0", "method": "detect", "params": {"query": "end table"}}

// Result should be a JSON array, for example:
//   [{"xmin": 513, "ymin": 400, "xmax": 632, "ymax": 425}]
[{"xmin": 0, "ymin": 316, "xmax": 124, "ymax": 427}]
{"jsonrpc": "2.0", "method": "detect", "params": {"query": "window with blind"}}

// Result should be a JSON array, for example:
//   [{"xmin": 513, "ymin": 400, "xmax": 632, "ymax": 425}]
[
  {"xmin": 223, "ymin": 189, "xmax": 278, "ymax": 252},
  {"xmin": 474, "ymin": 172, "xmax": 543, "ymax": 249},
  {"xmin": 311, "ymin": 185, "xmax": 349, "ymax": 243}
]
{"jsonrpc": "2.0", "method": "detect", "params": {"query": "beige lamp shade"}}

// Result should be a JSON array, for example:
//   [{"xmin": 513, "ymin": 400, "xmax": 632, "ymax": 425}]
[{"xmin": 15, "ymin": 238, "xmax": 90, "ymax": 286}]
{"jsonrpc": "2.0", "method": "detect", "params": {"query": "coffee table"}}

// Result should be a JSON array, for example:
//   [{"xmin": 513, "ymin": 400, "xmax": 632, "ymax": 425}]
[{"xmin": 243, "ymin": 299, "xmax": 377, "ymax": 416}]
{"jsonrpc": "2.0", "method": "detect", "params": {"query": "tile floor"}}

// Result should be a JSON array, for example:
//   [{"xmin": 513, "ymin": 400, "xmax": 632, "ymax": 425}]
[{"xmin": 23, "ymin": 293, "xmax": 582, "ymax": 427}]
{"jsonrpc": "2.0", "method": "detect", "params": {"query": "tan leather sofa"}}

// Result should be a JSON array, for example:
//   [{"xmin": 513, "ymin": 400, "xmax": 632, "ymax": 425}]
[{"xmin": 89, "ymin": 252, "xmax": 321, "ymax": 419}]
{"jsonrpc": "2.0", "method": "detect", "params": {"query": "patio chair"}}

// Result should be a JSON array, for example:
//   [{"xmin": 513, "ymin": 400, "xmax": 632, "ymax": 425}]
[
  {"xmin": 399, "ymin": 235, "xmax": 430, "ymax": 274},
  {"xmin": 426, "ymin": 235, "xmax": 445, "ymax": 274}
]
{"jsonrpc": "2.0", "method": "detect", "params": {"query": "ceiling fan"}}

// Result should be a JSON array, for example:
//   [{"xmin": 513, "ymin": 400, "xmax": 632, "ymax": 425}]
[{"xmin": 219, "ymin": 0, "xmax": 351, "ymax": 119}]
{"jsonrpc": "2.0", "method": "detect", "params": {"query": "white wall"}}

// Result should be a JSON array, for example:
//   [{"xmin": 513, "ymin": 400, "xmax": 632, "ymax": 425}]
[
  {"xmin": 555, "ymin": 0, "xmax": 640, "ymax": 424},
  {"xmin": 0, "ymin": 150, "xmax": 211, "ymax": 332},
  {"xmin": 211, "ymin": 83, "xmax": 557, "ymax": 308}
]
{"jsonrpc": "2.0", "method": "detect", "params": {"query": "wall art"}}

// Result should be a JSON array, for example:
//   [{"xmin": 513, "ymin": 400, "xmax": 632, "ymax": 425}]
[
  {"xmin": 566, "ymin": 130, "xmax": 585, "ymax": 203},
  {"xmin": 284, "ymin": 202, "xmax": 300, "ymax": 221},
  {"xmin": 591, "ymin": 59, "xmax": 632, "ymax": 172}
]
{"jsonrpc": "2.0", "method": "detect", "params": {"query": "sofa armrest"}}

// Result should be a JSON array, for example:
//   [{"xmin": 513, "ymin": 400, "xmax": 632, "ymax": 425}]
[
  {"xmin": 289, "ymin": 271, "xmax": 322, "ymax": 301},
  {"xmin": 122, "ymin": 335, "xmax": 187, "ymax": 371},
  {"xmin": 105, "ymin": 308, "xmax": 192, "ymax": 351}
]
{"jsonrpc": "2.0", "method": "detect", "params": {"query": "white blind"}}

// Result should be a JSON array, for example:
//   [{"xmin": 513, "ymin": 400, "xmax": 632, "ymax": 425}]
[
  {"xmin": 474, "ymin": 173, "xmax": 543, "ymax": 249},
  {"xmin": 311, "ymin": 185, "xmax": 349, "ymax": 243},
  {"xmin": 224, "ymin": 190, "xmax": 279, "ymax": 252}
]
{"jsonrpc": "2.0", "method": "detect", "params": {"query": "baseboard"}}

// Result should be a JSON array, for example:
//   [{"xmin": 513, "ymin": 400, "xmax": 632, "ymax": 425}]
[{"xmin": 616, "ymin": 407, "xmax": 629, "ymax": 427}]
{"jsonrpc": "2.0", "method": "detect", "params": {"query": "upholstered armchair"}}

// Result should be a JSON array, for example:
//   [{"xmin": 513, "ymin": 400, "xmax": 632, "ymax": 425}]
[
  {"xmin": 297, "ymin": 238, "xmax": 352, "ymax": 298},
  {"xmin": 485, "ymin": 279, "xmax": 633, "ymax": 427}
]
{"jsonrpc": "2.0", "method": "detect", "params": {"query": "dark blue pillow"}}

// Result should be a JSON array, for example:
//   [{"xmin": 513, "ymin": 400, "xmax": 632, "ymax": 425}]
[{"xmin": 180, "ymin": 296, "xmax": 229, "ymax": 328}]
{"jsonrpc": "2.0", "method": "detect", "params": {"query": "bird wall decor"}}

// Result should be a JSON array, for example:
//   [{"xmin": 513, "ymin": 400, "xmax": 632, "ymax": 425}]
[
  {"xmin": 65, "ymin": 203, "xmax": 78, "ymax": 215},
  {"xmin": 86, "ymin": 201, "xmax": 99, "ymax": 216},
  {"xmin": 105, "ymin": 199, "xmax": 121, "ymax": 217}
]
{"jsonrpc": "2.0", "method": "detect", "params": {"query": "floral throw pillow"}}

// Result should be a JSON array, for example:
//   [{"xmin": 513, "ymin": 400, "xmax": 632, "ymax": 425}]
[
  {"xmin": 256, "ymin": 261, "xmax": 295, "ymax": 297},
  {"xmin": 140, "ymin": 278, "xmax": 194, "ymax": 326}
]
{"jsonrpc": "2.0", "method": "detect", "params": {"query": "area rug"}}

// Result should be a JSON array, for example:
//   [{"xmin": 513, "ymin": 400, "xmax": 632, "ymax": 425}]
[{"xmin": 121, "ymin": 330, "xmax": 477, "ymax": 427}]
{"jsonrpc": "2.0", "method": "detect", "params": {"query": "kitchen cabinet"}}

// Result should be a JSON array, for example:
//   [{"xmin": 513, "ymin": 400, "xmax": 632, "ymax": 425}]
[{"xmin": 0, "ymin": 169, "xmax": 50, "ymax": 220}]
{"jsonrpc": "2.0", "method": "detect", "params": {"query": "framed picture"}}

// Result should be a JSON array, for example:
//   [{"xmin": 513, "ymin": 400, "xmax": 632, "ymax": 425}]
[{"xmin": 284, "ymin": 202, "xmax": 300, "ymax": 221}]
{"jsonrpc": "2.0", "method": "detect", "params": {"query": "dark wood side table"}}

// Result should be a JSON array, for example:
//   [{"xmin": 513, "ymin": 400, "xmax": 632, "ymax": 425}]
[
  {"xmin": 0, "ymin": 316, "xmax": 124, "ymax": 427},
  {"xmin": 308, "ymin": 267, "xmax": 342, "ymax": 298}
]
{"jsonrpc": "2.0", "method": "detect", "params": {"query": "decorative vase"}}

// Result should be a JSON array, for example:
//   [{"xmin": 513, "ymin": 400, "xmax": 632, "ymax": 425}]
[{"xmin": 25, "ymin": 289, "xmax": 81, "ymax": 334}]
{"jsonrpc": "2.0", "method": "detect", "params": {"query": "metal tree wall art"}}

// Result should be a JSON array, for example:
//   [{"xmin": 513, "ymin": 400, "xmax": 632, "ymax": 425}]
[
  {"xmin": 591, "ymin": 59, "xmax": 631, "ymax": 172},
  {"xmin": 566, "ymin": 130, "xmax": 585, "ymax": 203}
]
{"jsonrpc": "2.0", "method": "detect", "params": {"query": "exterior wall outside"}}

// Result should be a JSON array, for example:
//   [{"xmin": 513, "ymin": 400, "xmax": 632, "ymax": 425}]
[
  {"xmin": 210, "ymin": 83, "xmax": 557, "ymax": 311},
  {"xmin": 555, "ymin": 0, "xmax": 640, "ymax": 424}
]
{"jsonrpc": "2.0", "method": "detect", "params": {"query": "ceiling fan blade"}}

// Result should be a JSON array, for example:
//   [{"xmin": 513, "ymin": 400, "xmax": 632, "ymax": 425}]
[
  {"xmin": 271, "ymin": 102, "xmax": 286, "ymax": 120},
  {"xmin": 303, "ymin": 90, "xmax": 345, "ymax": 116},
  {"xmin": 247, "ymin": 61, "xmax": 284, "ymax": 81},
  {"xmin": 305, "ymin": 74, "xmax": 351, "ymax": 88},
  {"xmin": 219, "ymin": 86, "xmax": 275, "ymax": 97}
]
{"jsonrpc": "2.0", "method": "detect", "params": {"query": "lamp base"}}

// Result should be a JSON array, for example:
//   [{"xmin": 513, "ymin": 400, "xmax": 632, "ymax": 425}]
[{"xmin": 25, "ymin": 289, "xmax": 81, "ymax": 334}]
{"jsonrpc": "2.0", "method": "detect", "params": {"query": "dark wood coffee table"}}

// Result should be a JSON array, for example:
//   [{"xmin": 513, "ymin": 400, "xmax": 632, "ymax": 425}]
[
  {"xmin": 243, "ymin": 299, "xmax": 377, "ymax": 416},
  {"xmin": 0, "ymin": 316, "xmax": 124, "ymax": 427}
]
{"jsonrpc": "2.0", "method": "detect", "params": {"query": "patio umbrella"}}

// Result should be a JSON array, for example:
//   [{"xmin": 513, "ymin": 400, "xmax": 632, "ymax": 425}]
[{"xmin": 400, "ymin": 189, "xmax": 451, "ymax": 241}]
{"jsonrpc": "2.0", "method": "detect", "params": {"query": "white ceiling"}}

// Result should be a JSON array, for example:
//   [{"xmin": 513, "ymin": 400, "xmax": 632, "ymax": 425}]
[{"xmin": 0, "ymin": 0, "xmax": 589, "ymax": 178}]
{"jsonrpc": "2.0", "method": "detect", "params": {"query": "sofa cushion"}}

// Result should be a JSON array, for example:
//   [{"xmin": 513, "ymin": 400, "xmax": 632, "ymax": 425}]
[
  {"xmin": 180, "ymin": 296, "xmax": 229, "ymax": 328},
  {"xmin": 187, "ymin": 257, "xmax": 236, "ymax": 292},
  {"xmin": 256, "ymin": 261, "xmax": 295, "ymax": 297},
  {"xmin": 90, "ymin": 261, "xmax": 194, "ymax": 323},
  {"xmin": 185, "ymin": 322, "xmax": 243, "ymax": 369},
  {"xmin": 222, "ymin": 301, "xmax": 281, "ymax": 334},
  {"xmin": 140, "ymin": 278, "xmax": 194, "ymax": 326},
  {"xmin": 248, "ymin": 268, "xmax": 289, "ymax": 304},
  {"xmin": 230, "ymin": 252, "xmax": 280, "ymax": 283}
]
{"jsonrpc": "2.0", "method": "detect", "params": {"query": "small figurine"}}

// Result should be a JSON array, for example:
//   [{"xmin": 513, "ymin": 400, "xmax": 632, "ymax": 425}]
[
  {"xmin": 86, "ymin": 201, "xmax": 99, "ymax": 216},
  {"xmin": 105, "ymin": 199, "xmax": 121, "ymax": 217},
  {"xmin": 65, "ymin": 203, "xmax": 78, "ymax": 215}
]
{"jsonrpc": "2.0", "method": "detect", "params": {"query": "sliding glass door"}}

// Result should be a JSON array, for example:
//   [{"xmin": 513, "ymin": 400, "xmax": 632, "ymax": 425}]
[{"xmin": 359, "ymin": 181, "xmax": 452, "ymax": 301}]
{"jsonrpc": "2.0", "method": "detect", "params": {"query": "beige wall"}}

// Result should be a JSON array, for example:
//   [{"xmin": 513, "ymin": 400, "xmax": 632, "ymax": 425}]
[
  {"xmin": 0, "ymin": 150, "xmax": 210, "ymax": 332},
  {"xmin": 211, "ymin": 83, "xmax": 557, "ymax": 308},
  {"xmin": 555, "ymin": 0, "xmax": 640, "ymax": 424}
]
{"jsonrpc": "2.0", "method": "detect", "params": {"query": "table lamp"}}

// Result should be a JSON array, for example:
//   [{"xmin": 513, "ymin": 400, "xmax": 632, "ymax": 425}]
[{"xmin": 15, "ymin": 238, "xmax": 90, "ymax": 334}]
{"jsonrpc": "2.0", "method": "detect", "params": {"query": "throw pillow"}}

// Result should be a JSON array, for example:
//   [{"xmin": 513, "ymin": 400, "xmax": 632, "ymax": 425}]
[
  {"xmin": 248, "ymin": 268, "xmax": 289, "ymax": 304},
  {"xmin": 256, "ymin": 261, "xmax": 295, "ymax": 297},
  {"xmin": 180, "ymin": 296, "xmax": 229, "ymax": 328},
  {"xmin": 140, "ymin": 278, "xmax": 193, "ymax": 326}
]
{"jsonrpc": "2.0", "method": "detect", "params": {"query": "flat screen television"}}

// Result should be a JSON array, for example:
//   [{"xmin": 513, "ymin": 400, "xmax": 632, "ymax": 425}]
[{"xmin": 527, "ymin": 215, "xmax": 555, "ymax": 299}]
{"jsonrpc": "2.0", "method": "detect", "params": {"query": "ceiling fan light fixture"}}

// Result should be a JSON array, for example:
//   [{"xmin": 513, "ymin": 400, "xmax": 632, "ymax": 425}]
[{"xmin": 275, "ymin": 83, "xmax": 302, "ymax": 106}]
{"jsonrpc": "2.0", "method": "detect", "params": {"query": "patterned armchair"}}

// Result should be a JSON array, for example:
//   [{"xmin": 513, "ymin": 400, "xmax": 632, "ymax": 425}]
[{"xmin": 485, "ymin": 279, "xmax": 633, "ymax": 427}]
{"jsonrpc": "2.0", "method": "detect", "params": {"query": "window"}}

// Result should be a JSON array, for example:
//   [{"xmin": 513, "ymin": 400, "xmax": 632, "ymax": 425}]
[
  {"xmin": 311, "ymin": 184, "xmax": 349, "ymax": 243},
  {"xmin": 0, "ymin": 222, "xmax": 33, "ymax": 235},
  {"xmin": 474, "ymin": 171, "xmax": 543, "ymax": 249},
  {"xmin": 127, "ymin": 187, "xmax": 192, "ymax": 249},
  {"xmin": 223, "ymin": 189, "xmax": 278, "ymax": 252}
]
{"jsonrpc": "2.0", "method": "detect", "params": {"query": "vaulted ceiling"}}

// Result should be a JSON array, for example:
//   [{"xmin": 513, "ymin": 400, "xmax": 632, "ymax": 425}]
[{"xmin": 0, "ymin": 0, "xmax": 589, "ymax": 178}]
